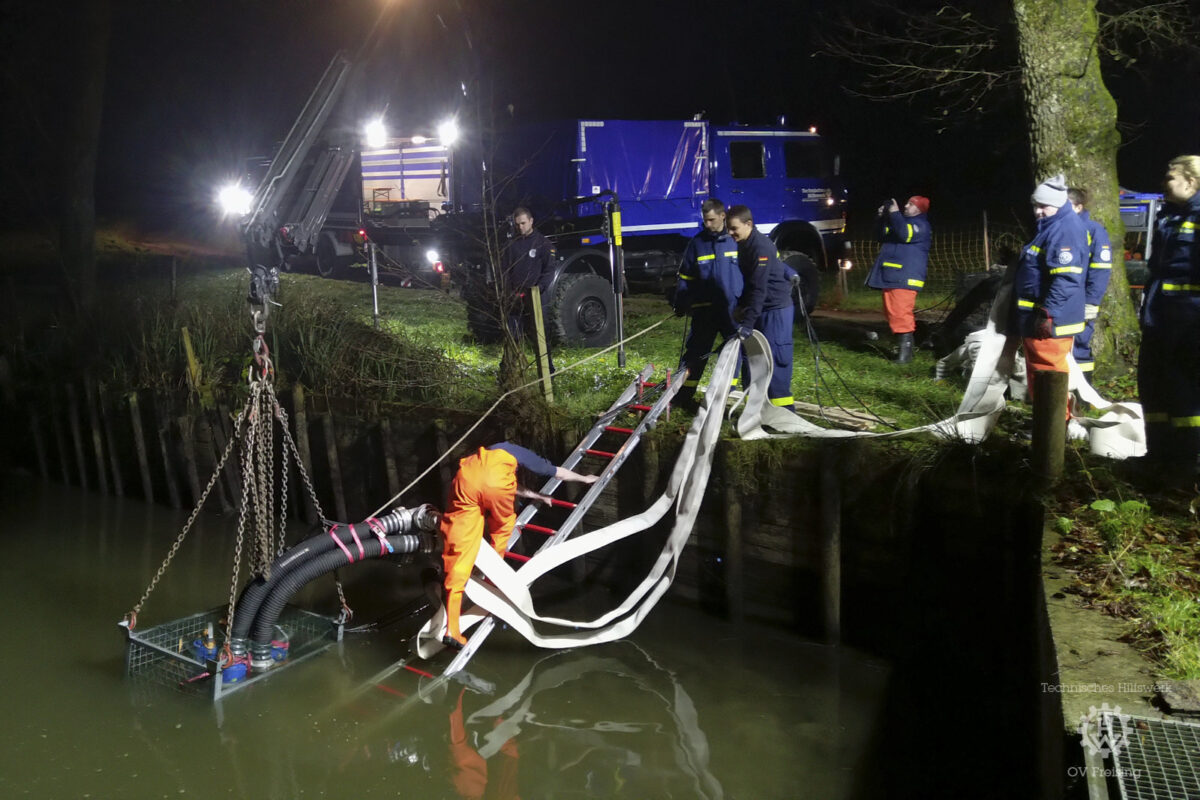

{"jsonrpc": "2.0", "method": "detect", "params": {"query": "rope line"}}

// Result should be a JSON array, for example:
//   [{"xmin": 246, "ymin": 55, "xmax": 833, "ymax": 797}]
[{"xmin": 367, "ymin": 313, "xmax": 674, "ymax": 518}]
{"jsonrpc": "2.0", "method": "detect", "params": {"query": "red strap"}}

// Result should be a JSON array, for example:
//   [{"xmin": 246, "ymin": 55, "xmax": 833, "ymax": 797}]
[
  {"xmin": 328, "ymin": 524, "xmax": 354, "ymax": 562},
  {"xmin": 348, "ymin": 523, "xmax": 365, "ymax": 560}
]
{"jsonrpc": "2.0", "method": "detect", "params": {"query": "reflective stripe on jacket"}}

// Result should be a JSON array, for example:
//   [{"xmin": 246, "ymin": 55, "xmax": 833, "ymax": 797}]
[{"xmin": 675, "ymin": 228, "xmax": 742, "ymax": 315}]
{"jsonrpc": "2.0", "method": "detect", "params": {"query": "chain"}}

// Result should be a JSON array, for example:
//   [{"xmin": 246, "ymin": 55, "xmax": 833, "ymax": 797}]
[
  {"xmin": 127, "ymin": 398, "xmax": 249, "ymax": 626},
  {"xmin": 276, "ymin": 393, "xmax": 289, "ymax": 557},
  {"xmin": 276, "ymin": 403, "xmax": 328, "ymax": 524}
]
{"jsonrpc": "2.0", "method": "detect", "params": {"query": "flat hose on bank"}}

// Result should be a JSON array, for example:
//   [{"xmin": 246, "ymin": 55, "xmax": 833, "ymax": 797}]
[{"xmin": 249, "ymin": 533, "xmax": 422, "ymax": 648}]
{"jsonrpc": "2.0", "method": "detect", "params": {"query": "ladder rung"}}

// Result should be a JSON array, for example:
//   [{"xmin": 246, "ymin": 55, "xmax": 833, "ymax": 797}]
[
  {"xmin": 629, "ymin": 404, "xmax": 652, "ymax": 412},
  {"xmin": 586, "ymin": 448, "xmax": 616, "ymax": 458},
  {"xmin": 504, "ymin": 551, "xmax": 530, "ymax": 562},
  {"xmin": 604, "ymin": 425, "xmax": 635, "ymax": 434},
  {"xmin": 549, "ymin": 497, "xmax": 576, "ymax": 509},
  {"xmin": 521, "ymin": 523, "xmax": 557, "ymax": 535},
  {"xmin": 641, "ymin": 381, "xmax": 660, "ymax": 387}
]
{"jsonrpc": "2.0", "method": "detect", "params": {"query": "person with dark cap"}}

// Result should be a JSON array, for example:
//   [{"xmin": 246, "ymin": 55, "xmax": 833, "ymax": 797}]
[
  {"xmin": 439, "ymin": 442, "xmax": 598, "ymax": 648},
  {"xmin": 1015, "ymin": 174, "xmax": 1089, "ymax": 408},
  {"xmin": 727, "ymin": 204, "xmax": 796, "ymax": 409},
  {"xmin": 865, "ymin": 195, "xmax": 932, "ymax": 364},
  {"xmin": 672, "ymin": 198, "xmax": 743, "ymax": 410},
  {"xmin": 1067, "ymin": 187, "xmax": 1113, "ymax": 378},
  {"xmin": 1138, "ymin": 155, "xmax": 1200, "ymax": 478}
]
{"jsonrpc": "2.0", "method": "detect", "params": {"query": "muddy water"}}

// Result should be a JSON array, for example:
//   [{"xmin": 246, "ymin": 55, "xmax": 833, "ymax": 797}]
[{"xmin": 0, "ymin": 477, "xmax": 890, "ymax": 799}]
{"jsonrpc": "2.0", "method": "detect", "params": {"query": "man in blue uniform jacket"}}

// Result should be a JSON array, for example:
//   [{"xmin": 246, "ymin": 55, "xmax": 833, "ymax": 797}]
[
  {"xmin": 1067, "ymin": 187, "xmax": 1113, "ymax": 378},
  {"xmin": 673, "ymin": 198, "xmax": 743, "ymax": 409},
  {"xmin": 727, "ymin": 205, "xmax": 795, "ymax": 409},
  {"xmin": 1014, "ymin": 174, "xmax": 1089, "ymax": 412}
]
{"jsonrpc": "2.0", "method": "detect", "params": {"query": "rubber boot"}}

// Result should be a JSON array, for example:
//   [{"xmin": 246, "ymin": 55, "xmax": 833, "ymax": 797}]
[
  {"xmin": 443, "ymin": 589, "xmax": 467, "ymax": 649},
  {"xmin": 893, "ymin": 332, "xmax": 914, "ymax": 364}
]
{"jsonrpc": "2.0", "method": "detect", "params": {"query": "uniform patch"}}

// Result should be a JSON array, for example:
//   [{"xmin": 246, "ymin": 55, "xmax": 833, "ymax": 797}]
[
  {"xmin": 1057, "ymin": 248, "xmax": 1073, "ymax": 265},
  {"xmin": 1100, "ymin": 248, "xmax": 1111, "ymax": 262},
  {"xmin": 758, "ymin": 256, "xmax": 768, "ymax": 262},
  {"xmin": 529, "ymin": 248, "xmax": 537, "ymax": 258}
]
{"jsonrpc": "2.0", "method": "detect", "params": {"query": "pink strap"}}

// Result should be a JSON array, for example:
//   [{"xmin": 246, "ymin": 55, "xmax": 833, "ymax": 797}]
[
  {"xmin": 348, "ymin": 523, "xmax": 365, "ymax": 560},
  {"xmin": 328, "ymin": 524, "xmax": 354, "ymax": 562}
]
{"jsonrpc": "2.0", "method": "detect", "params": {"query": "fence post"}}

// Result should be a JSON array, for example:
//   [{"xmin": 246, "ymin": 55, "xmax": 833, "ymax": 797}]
[
  {"xmin": 982, "ymin": 210, "xmax": 991, "ymax": 268},
  {"xmin": 1031, "ymin": 371, "xmax": 1068, "ymax": 482}
]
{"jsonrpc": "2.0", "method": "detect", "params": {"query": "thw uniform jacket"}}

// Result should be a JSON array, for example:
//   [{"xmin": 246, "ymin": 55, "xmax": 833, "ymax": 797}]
[
  {"xmin": 1014, "ymin": 204, "xmax": 1090, "ymax": 338},
  {"xmin": 1140, "ymin": 192, "xmax": 1200, "ymax": 330},
  {"xmin": 735, "ymin": 228, "xmax": 792, "ymax": 333},
  {"xmin": 674, "ymin": 228, "xmax": 742, "ymax": 329},
  {"xmin": 1078, "ymin": 210, "xmax": 1113, "ymax": 307},
  {"xmin": 866, "ymin": 210, "xmax": 931, "ymax": 292}
]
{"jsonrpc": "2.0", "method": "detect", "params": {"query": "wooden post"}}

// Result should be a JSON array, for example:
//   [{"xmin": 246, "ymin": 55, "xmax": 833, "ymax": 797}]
[
  {"xmin": 177, "ymin": 415, "xmax": 204, "ymax": 506},
  {"xmin": 29, "ymin": 408, "xmax": 49, "ymax": 481},
  {"xmin": 153, "ymin": 395, "xmax": 182, "ymax": 509},
  {"xmin": 721, "ymin": 448, "xmax": 745, "ymax": 625},
  {"xmin": 128, "ymin": 392, "xmax": 154, "ymax": 503},
  {"xmin": 820, "ymin": 444, "xmax": 842, "ymax": 644},
  {"xmin": 433, "ymin": 420, "xmax": 455, "ymax": 502},
  {"xmin": 212, "ymin": 403, "xmax": 242, "ymax": 501},
  {"xmin": 529, "ymin": 286, "xmax": 553, "ymax": 403},
  {"xmin": 51, "ymin": 394, "xmax": 71, "ymax": 486},
  {"xmin": 322, "ymin": 414, "xmax": 348, "ymax": 522},
  {"xmin": 65, "ymin": 384, "xmax": 89, "ymax": 491},
  {"xmin": 1031, "ymin": 370, "xmax": 1069, "ymax": 482},
  {"xmin": 98, "ymin": 384, "xmax": 124, "ymax": 497},
  {"xmin": 291, "ymin": 384, "xmax": 319, "ymax": 524},
  {"xmin": 84, "ymin": 379, "xmax": 110, "ymax": 496},
  {"xmin": 198, "ymin": 413, "xmax": 234, "ymax": 514},
  {"xmin": 380, "ymin": 418, "xmax": 401, "ymax": 499}
]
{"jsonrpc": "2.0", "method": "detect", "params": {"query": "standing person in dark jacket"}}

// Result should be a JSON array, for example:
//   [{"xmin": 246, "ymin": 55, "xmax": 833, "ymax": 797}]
[
  {"xmin": 1014, "ymin": 174, "xmax": 1089, "ymax": 411},
  {"xmin": 1137, "ymin": 155, "xmax": 1200, "ymax": 475},
  {"xmin": 1067, "ymin": 187, "xmax": 1113, "ymax": 378},
  {"xmin": 866, "ymin": 195, "xmax": 932, "ymax": 364},
  {"xmin": 727, "ymin": 205, "xmax": 796, "ymax": 409},
  {"xmin": 673, "ymin": 198, "xmax": 743, "ymax": 410},
  {"xmin": 500, "ymin": 207, "xmax": 557, "ymax": 372}
]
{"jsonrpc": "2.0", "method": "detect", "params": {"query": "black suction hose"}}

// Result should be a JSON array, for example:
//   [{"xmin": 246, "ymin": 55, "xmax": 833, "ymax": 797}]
[
  {"xmin": 249, "ymin": 533, "xmax": 421, "ymax": 651},
  {"xmin": 230, "ymin": 506, "xmax": 438, "ymax": 642}
]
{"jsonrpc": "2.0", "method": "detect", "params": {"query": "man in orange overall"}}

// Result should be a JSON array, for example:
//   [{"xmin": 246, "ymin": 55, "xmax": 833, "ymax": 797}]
[{"xmin": 440, "ymin": 442, "xmax": 598, "ymax": 648}]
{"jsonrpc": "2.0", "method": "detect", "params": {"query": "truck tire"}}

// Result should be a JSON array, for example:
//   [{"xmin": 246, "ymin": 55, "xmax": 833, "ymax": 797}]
[
  {"xmin": 549, "ymin": 273, "xmax": 616, "ymax": 347},
  {"xmin": 315, "ymin": 235, "xmax": 345, "ymax": 279},
  {"xmin": 784, "ymin": 252, "xmax": 820, "ymax": 317}
]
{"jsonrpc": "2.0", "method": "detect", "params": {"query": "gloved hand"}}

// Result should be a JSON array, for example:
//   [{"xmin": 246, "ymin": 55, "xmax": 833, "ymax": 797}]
[
  {"xmin": 1084, "ymin": 304, "xmax": 1100, "ymax": 321},
  {"xmin": 672, "ymin": 305, "xmax": 686, "ymax": 318},
  {"xmin": 1034, "ymin": 308, "xmax": 1055, "ymax": 339},
  {"xmin": 736, "ymin": 325, "xmax": 753, "ymax": 341},
  {"xmin": 790, "ymin": 273, "xmax": 802, "ymax": 291}
]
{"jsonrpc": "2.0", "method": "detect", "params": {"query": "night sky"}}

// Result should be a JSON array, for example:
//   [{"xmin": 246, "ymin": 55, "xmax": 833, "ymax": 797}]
[{"xmin": 6, "ymin": 0, "xmax": 1200, "ymax": 236}]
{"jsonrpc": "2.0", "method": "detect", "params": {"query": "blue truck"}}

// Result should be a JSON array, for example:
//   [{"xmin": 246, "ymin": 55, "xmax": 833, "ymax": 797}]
[{"xmin": 437, "ymin": 119, "xmax": 847, "ymax": 345}]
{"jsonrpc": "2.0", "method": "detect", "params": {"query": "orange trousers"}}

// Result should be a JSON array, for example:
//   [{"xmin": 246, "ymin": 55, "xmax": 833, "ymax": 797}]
[
  {"xmin": 1023, "ymin": 336, "xmax": 1074, "ymax": 417},
  {"xmin": 882, "ymin": 289, "xmax": 918, "ymax": 334},
  {"xmin": 440, "ymin": 447, "xmax": 518, "ymax": 641}
]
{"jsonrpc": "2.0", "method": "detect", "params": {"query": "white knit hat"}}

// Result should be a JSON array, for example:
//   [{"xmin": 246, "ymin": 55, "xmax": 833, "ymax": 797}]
[{"xmin": 1032, "ymin": 174, "xmax": 1068, "ymax": 207}]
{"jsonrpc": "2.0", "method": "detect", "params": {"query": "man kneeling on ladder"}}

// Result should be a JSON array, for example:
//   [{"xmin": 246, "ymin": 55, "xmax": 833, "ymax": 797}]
[{"xmin": 440, "ymin": 443, "xmax": 599, "ymax": 648}]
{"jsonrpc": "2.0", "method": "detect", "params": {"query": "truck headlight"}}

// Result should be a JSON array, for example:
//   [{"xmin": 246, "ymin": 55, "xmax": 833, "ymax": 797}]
[{"xmin": 217, "ymin": 184, "xmax": 253, "ymax": 217}]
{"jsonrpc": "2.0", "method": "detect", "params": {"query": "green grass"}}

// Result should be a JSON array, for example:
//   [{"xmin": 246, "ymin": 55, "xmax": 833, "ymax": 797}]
[{"xmin": 1050, "ymin": 461, "xmax": 1200, "ymax": 680}]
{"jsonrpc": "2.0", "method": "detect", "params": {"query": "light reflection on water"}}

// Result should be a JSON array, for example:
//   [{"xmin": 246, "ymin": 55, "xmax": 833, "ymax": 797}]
[{"xmin": 0, "ymin": 477, "xmax": 890, "ymax": 798}]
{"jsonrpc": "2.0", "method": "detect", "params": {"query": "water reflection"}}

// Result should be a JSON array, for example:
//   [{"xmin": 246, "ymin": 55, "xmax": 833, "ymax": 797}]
[{"xmin": 0, "ymin": 477, "xmax": 888, "ymax": 799}]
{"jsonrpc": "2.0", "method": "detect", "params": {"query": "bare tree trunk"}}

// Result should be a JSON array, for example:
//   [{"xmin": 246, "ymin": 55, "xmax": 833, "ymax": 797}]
[
  {"xmin": 1013, "ymin": 0, "xmax": 1137, "ymax": 369},
  {"xmin": 59, "ymin": 0, "xmax": 111, "ymax": 312}
]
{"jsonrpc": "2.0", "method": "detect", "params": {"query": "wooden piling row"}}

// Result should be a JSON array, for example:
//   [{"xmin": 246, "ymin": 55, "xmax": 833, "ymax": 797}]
[
  {"xmin": 128, "ymin": 392, "xmax": 154, "ymax": 504},
  {"xmin": 65, "ymin": 384, "xmax": 89, "ymax": 491},
  {"xmin": 84, "ymin": 379, "xmax": 109, "ymax": 496}
]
